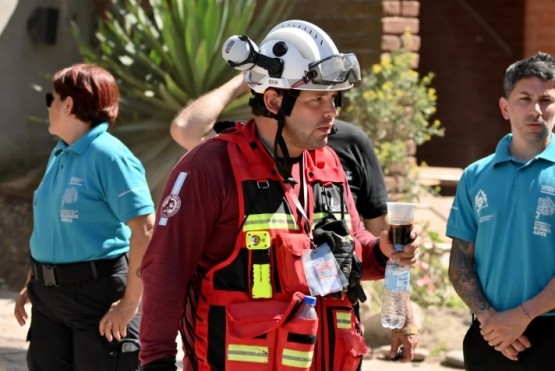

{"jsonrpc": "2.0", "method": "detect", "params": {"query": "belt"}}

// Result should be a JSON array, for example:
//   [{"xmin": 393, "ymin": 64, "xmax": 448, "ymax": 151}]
[{"xmin": 31, "ymin": 254, "xmax": 127, "ymax": 286}]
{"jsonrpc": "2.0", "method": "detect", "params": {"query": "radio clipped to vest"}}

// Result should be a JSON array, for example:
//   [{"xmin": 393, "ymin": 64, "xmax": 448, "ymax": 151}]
[{"xmin": 246, "ymin": 230, "xmax": 272, "ymax": 298}]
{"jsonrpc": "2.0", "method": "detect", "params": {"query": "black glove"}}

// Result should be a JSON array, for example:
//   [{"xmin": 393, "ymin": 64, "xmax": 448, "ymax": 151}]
[
  {"xmin": 347, "ymin": 253, "xmax": 367, "ymax": 304},
  {"xmin": 313, "ymin": 218, "xmax": 353, "ymax": 284},
  {"xmin": 313, "ymin": 218, "xmax": 367, "ymax": 304}
]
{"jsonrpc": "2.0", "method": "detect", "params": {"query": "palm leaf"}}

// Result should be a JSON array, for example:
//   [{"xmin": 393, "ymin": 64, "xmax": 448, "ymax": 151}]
[{"xmin": 68, "ymin": 0, "xmax": 293, "ymax": 197}]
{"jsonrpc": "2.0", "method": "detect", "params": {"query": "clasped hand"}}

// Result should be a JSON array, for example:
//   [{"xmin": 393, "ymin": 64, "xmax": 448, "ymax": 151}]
[{"xmin": 479, "ymin": 308, "xmax": 531, "ymax": 361}]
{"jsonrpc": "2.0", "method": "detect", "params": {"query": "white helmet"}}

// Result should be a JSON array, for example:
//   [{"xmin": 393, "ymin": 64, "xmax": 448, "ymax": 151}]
[{"xmin": 222, "ymin": 20, "xmax": 361, "ymax": 93}]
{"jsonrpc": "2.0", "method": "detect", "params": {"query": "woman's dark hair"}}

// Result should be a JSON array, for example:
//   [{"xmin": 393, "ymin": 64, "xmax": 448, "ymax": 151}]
[{"xmin": 53, "ymin": 64, "xmax": 119, "ymax": 127}]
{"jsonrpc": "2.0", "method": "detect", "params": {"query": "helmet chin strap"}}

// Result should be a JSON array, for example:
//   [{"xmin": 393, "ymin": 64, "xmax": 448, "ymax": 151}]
[
  {"xmin": 269, "ymin": 89, "xmax": 300, "ymax": 184},
  {"xmin": 273, "ymin": 116, "xmax": 296, "ymax": 183}
]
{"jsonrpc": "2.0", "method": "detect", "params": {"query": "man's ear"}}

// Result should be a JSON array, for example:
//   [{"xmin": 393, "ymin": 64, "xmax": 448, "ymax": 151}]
[
  {"xmin": 263, "ymin": 89, "xmax": 282, "ymax": 115},
  {"xmin": 499, "ymin": 96, "xmax": 510, "ymax": 120}
]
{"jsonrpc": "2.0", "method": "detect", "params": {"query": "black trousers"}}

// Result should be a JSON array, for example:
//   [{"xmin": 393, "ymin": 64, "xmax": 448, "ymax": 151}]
[
  {"xmin": 26, "ymin": 258, "xmax": 140, "ymax": 371},
  {"xmin": 463, "ymin": 315, "xmax": 555, "ymax": 371}
]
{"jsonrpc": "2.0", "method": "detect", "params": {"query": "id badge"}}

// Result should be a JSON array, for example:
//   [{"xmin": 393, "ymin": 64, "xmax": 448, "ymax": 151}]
[{"xmin": 302, "ymin": 243, "xmax": 348, "ymax": 296}]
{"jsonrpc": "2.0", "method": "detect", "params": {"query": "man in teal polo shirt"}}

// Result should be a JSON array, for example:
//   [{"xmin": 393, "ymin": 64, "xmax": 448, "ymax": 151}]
[{"xmin": 447, "ymin": 52, "xmax": 555, "ymax": 371}]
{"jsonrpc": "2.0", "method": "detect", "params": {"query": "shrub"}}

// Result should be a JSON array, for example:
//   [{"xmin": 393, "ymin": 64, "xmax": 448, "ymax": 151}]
[
  {"xmin": 342, "ymin": 32, "xmax": 444, "ymax": 199},
  {"xmin": 343, "ymin": 33, "xmax": 455, "ymax": 307}
]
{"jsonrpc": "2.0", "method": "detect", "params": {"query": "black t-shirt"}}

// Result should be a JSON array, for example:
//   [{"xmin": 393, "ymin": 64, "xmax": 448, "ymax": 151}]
[
  {"xmin": 213, "ymin": 119, "xmax": 388, "ymax": 220},
  {"xmin": 329, "ymin": 120, "xmax": 387, "ymax": 219}
]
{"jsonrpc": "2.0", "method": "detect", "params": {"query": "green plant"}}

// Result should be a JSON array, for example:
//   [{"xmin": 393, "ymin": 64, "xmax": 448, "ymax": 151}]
[
  {"xmin": 342, "ymin": 32, "xmax": 444, "ymax": 199},
  {"xmin": 410, "ymin": 229, "xmax": 455, "ymax": 307},
  {"xmin": 343, "ymin": 33, "xmax": 455, "ymax": 307},
  {"xmin": 71, "ymin": 0, "xmax": 293, "ymax": 196}
]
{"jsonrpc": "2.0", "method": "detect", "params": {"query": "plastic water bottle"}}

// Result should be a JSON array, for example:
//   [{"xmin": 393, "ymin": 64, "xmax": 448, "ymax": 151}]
[
  {"xmin": 381, "ymin": 259, "xmax": 410, "ymax": 329},
  {"xmin": 297, "ymin": 295, "xmax": 318, "ymax": 320}
]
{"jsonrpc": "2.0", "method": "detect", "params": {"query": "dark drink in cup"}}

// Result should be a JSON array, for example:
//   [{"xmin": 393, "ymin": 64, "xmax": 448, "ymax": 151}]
[{"xmin": 389, "ymin": 223, "xmax": 412, "ymax": 251}]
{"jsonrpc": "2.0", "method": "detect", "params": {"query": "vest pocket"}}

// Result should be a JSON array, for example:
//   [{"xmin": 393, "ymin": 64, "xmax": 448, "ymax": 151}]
[
  {"xmin": 327, "ymin": 308, "xmax": 368, "ymax": 371},
  {"xmin": 274, "ymin": 233, "xmax": 311, "ymax": 294},
  {"xmin": 225, "ymin": 293, "xmax": 318, "ymax": 371},
  {"xmin": 275, "ymin": 311, "xmax": 318, "ymax": 370}
]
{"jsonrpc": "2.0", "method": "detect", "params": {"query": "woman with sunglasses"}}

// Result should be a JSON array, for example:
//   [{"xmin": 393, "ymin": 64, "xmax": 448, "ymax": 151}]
[{"xmin": 13, "ymin": 63, "xmax": 155, "ymax": 371}]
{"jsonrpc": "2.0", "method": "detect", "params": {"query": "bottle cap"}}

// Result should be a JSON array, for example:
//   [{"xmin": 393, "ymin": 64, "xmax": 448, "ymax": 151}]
[{"xmin": 303, "ymin": 295, "xmax": 317, "ymax": 305}]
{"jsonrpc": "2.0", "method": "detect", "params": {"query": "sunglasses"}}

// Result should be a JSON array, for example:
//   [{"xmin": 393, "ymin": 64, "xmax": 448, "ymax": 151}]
[{"xmin": 45, "ymin": 92, "xmax": 54, "ymax": 108}]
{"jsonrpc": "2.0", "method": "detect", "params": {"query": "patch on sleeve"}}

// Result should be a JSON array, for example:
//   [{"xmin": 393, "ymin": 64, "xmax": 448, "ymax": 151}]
[{"xmin": 158, "ymin": 171, "xmax": 187, "ymax": 226}]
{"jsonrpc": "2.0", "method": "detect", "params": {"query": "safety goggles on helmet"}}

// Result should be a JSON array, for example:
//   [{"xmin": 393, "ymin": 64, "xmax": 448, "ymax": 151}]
[{"xmin": 306, "ymin": 53, "xmax": 361, "ymax": 85}]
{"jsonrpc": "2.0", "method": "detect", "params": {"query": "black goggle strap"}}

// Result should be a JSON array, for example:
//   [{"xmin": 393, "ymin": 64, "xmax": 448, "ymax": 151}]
[
  {"xmin": 273, "ymin": 116, "xmax": 295, "ymax": 184},
  {"xmin": 273, "ymin": 89, "xmax": 300, "ymax": 183}
]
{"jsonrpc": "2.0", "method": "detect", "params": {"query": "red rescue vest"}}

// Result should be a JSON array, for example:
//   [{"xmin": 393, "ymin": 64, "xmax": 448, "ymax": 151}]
[{"xmin": 187, "ymin": 120, "xmax": 367, "ymax": 371}]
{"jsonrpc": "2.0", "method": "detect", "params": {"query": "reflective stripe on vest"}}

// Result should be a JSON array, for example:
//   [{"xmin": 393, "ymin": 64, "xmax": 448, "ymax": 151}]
[
  {"xmin": 336, "ymin": 311, "xmax": 352, "ymax": 329},
  {"xmin": 281, "ymin": 348, "xmax": 314, "ymax": 368},
  {"xmin": 243, "ymin": 213, "xmax": 299, "ymax": 231},
  {"xmin": 313, "ymin": 212, "xmax": 352, "ymax": 229},
  {"xmin": 227, "ymin": 344, "xmax": 269, "ymax": 363}
]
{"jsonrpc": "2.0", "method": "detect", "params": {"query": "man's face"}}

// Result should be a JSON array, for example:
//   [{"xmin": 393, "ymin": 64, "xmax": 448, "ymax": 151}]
[
  {"xmin": 500, "ymin": 76, "xmax": 555, "ymax": 147},
  {"xmin": 282, "ymin": 90, "xmax": 339, "ymax": 156}
]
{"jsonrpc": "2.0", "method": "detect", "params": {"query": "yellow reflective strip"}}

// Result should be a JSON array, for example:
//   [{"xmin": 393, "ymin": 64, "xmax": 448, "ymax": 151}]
[
  {"xmin": 336, "ymin": 311, "xmax": 352, "ymax": 329},
  {"xmin": 227, "ymin": 344, "xmax": 269, "ymax": 363},
  {"xmin": 243, "ymin": 213, "xmax": 298, "ymax": 231},
  {"xmin": 281, "ymin": 348, "xmax": 313, "ymax": 368},
  {"xmin": 313, "ymin": 212, "xmax": 328, "ymax": 222}
]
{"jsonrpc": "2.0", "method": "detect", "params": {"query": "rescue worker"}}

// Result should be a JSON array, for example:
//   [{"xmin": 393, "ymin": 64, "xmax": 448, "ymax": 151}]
[
  {"xmin": 168, "ymin": 74, "xmax": 419, "ymax": 362},
  {"xmin": 139, "ymin": 20, "xmax": 421, "ymax": 371}
]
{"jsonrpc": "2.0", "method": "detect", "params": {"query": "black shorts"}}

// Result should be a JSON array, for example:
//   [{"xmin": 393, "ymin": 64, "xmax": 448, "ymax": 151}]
[{"xmin": 463, "ymin": 315, "xmax": 555, "ymax": 371}]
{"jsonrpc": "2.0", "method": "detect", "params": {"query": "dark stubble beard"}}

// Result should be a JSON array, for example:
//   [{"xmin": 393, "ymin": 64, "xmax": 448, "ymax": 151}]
[{"xmin": 282, "ymin": 125, "xmax": 330, "ymax": 152}]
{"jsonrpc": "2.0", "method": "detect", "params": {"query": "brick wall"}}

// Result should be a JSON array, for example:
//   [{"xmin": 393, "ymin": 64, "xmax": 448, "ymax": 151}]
[
  {"xmin": 291, "ymin": 0, "xmax": 422, "ymax": 70},
  {"xmin": 290, "ymin": 0, "xmax": 383, "ymax": 69},
  {"xmin": 524, "ymin": 0, "xmax": 555, "ymax": 57},
  {"xmin": 381, "ymin": 0, "xmax": 421, "ymax": 61},
  {"xmin": 417, "ymin": 0, "xmax": 524, "ymax": 169}
]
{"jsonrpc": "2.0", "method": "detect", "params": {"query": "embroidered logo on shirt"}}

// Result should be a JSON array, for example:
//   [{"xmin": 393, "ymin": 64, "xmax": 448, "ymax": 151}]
[
  {"xmin": 533, "ymin": 197, "xmax": 555, "ymax": 237},
  {"xmin": 61, "ymin": 187, "xmax": 79, "ymax": 223},
  {"xmin": 69, "ymin": 177, "xmax": 84, "ymax": 186},
  {"xmin": 474, "ymin": 189, "xmax": 493, "ymax": 223},
  {"xmin": 475, "ymin": 190, "xmax": 488, "ymax": 215},
  {"xmin": 158, "ymin": 171, "xmax": 188, "ymax": 226},
  {"xmin": 160, "ymin": 194, "xmax": 181, "ymax": 218},
  {"xmin": 540, "ymin": 184, "xmax": 555, "ymax": 196}
]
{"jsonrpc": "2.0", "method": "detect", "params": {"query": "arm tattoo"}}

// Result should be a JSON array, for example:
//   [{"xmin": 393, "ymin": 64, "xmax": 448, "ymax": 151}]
[{"xmin": 448, "ymin": 238, "xmax": 491, "ymax": 314}]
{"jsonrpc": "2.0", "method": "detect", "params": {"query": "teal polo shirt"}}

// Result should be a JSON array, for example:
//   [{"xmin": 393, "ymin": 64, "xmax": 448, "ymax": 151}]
[
  {"xmin": 447, "ymin": 133, "xmax": 555, "ymax": 314},
  {"xmin": 30, "ymin": 123, "xmax": 155, "ymax": 264}
]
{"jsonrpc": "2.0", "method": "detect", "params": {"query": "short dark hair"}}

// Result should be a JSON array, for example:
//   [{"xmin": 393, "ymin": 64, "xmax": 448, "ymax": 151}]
[
  {"xmin": 248, "ymin": 89, "xmax": 300, "ymax": 117},
  {"xmin": 503, "ymin": 52, "xmax": 555, "ymax": 97},
  {"xmin": 53, "ymin": 64, "xmax": 119, "ymax": 127}
]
